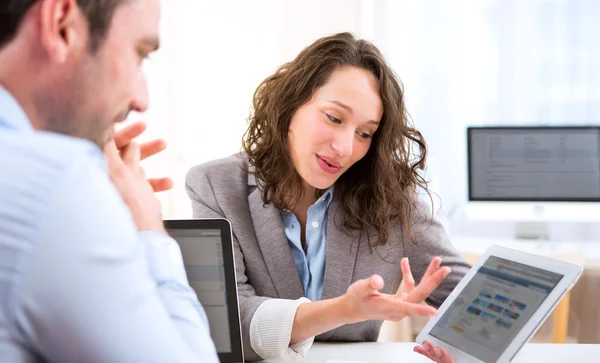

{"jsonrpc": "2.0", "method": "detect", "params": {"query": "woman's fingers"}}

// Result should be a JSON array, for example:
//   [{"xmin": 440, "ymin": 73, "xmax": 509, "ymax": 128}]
[
  {"xmin": 401, "ymin": 301, "xmax": 437, "ymax": 317},
  {"xmin": 406, "ymin": 266, "xmax": 451, "ymax": 304},
  {"xmin": 414, "ymin": 345, "xmax": 435, "ymax": 361},
  {"xmin": 420, "ymin": 341, "xmax": 455, "ymax": 363},
  {"xmin": 369, "ymin": 275, "xmax": 384, "ymax": 291},
  {"xmin": 350, "ymin": 275, "xmax": 385, "ymax": 298},
  {"xmin": 423, "ymin": 256, "xmax": 442, "ymax": 280},
  {"xmin": 398, "ymin": 257, "xmax": 415, "ymax": 296},
  {"xmin": 383, "ymin": 298, "xmax": 437, "ymax": 319}
]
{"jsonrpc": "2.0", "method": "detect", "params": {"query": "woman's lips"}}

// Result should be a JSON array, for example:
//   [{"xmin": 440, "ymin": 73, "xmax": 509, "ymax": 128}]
[{"xmin": 316, "ymin": 154, "xmax": 341, "ymax": 174}]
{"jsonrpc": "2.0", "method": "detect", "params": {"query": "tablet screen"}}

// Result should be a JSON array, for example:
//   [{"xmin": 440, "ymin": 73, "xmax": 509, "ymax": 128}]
[{"xmin": 430, "ymin": 256, "xmax": 563, "ymax": 362}]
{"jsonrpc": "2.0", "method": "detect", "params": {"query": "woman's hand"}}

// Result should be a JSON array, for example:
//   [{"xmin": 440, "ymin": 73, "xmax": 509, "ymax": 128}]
[
  {"xmin": 291, "ymin": 256, "xmax": 451, "ymax": 344},
  {"xmin": 339, "ymin": 257, "xmax": 451, "ymax": 323},
  {"xmin": 414, "ymin": 340, "xmax": 455, "ymax": 363}
]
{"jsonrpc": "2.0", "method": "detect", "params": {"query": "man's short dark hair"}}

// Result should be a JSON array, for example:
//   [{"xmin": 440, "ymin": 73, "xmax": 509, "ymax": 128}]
[{"xmin": 0, "ymin": 0, "xmax": 126, "ymax": 51}]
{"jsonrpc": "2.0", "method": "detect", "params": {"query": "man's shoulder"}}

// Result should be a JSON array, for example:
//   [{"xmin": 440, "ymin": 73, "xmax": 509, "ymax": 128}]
[
  {"xmin": 0, "ymin": 130, "xmax": 107, "ymax": 262},
  {"xmin": 1, "ymin": 129, "xmax": 103, "ymax": 172},
  {"xmin": 0, "ymin": 130, "xmax": 105, "ymax": 205}
]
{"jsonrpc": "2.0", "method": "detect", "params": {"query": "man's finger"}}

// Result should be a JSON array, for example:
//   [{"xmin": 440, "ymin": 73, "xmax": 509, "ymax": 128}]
[
  {"xmin": 140, "ymin": 139, "xmax": 167, "ymax": 161},
  {"xmin": 103, "ymin": 141, "xmax": 136, "ymax": 203},
  {"xmin": 121, "ymin": 142, "xmax": 141, "ymax": 169},
  {"xmin": 103, "ymin": 140, "xmax": 124, "ymax": 172},
  {"xmin": 149, "ymin": 177, "xmax": 174, "ymax": 192},
  {"xmin": 114, "ymin": 121, "xmax": 147, "ymax": 149},
  {"xmin": 407, "ymin": 267, "xmax": 451, "ymax": 304}
]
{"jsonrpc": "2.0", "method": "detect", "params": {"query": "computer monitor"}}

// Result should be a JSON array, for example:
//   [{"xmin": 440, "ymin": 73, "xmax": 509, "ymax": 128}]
[
  {"xmin": 164, "ymin": 219, "xmax": 244, "ymax": 363},
  {"xmin": 466, "ymin": 126, "xmax": 600, "ymax": 239}
]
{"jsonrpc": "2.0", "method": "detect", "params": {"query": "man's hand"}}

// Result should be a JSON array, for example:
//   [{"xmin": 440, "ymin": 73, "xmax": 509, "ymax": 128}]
[
  {"xmin": 104, "ymin": 122, "xmax": 167, "ymax": 233},
  {"xmin": 105, "ymin": 140, "xmax": 165, "ymax": 233},
  {"xmin": 113, "ymin": 121, "xmax": 173, "ymax": 192},
  {"xmin": 339, "ymin": 257, "xmax": 451, "ymax": 323},
  {"xmin": 414, "ymin": 340, "xmax": 454, "ymax": 363}
]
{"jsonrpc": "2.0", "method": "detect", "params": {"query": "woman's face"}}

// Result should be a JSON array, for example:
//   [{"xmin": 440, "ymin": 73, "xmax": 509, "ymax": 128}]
[{"xmin": 288, "ymin": 66, "xmax": 383, "ymax": 191}]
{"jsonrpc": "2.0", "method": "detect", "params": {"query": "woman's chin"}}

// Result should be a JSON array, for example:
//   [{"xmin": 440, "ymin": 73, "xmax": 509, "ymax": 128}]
[{"xmin": 304, "ymin": 175, "xmax": 337, "ymax": 191}]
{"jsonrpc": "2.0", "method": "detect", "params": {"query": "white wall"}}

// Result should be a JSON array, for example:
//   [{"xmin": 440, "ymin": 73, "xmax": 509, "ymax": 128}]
[{"xmin": 130, "ymin": 0, "xmax": 600, "ymax": 240}]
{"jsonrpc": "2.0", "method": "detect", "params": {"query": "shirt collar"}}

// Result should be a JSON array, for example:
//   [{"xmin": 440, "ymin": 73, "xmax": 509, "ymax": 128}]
[
  {"xmin": 0, "ymin": 86, "xmax": 34, "ymax": 132},
  {"xmin": 318, "ymin": 185, "xmax": 335, "ymax": 207},
  {"xmin": 281, "ymin": 185, "xmax": 335, "ymax": 216}
]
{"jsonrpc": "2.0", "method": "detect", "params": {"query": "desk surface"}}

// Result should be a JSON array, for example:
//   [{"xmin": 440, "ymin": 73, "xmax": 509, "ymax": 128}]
[{"xmin": 263, "ymin": 342, "xmax": 600, "ymax": 363}]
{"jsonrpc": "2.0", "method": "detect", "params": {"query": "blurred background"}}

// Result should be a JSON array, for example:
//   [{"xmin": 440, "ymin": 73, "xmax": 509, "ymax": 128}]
[{"xmin": 126, "ymin": 0, "xmax": 600, "ymax": 343}]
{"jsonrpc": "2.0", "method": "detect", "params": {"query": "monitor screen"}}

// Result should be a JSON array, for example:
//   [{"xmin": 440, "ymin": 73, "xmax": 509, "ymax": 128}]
[
  {"xmin": 468, "ymin": 127, "xmax": 600, "ymax": 201},
  {"xmin": 429, "ymin": 256, "xmax": 563, "ymax": 362},
  {"xmin": 168, "ymin": 228, "xmax": 233, "ymax": 353}
]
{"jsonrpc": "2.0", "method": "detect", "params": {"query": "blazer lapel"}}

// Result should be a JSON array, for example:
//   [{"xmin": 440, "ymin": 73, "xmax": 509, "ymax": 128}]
[
  {"xmin": 321, "ymin": 194, "xmax": 360, "ymax": 301},
  {"xmin": 247, "ymin": 176, "xmax": 304, "ymax": 300},
  {"xmin": 316, "ymin": 195, "xmax": 360, "ymax": 340}
]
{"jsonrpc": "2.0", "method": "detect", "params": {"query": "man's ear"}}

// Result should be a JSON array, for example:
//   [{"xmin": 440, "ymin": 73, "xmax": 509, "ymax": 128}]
[{"xmin": 38, "ymin": 0, "xmax": 82, "ymax": 63}]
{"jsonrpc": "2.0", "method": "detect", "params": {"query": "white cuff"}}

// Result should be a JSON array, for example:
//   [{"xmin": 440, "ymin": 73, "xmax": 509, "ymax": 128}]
[{"xmin": 249, "ymin": 297, "xmax": 314, "ymax": 360}]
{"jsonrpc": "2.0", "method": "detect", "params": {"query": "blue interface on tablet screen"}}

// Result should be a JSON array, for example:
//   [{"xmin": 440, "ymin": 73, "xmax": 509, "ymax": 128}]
[{"xmin": 430, "ymin": 256, "xmax": 563, "ymax": 362}]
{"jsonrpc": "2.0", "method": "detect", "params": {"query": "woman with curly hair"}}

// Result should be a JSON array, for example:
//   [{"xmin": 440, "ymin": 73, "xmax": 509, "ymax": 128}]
[{"xmin": 186, "ymin": 32, "xmax": 468, "ymax": 362}]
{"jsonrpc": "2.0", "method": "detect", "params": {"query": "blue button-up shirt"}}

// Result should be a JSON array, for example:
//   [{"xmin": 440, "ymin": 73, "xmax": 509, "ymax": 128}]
[
  {"xmin": 280, "ymin": 188, "xmax": 333, "ymax": 301},
  {"xmin": 0, "ymin": 86, "xmax": 219, "ymax": 363}
]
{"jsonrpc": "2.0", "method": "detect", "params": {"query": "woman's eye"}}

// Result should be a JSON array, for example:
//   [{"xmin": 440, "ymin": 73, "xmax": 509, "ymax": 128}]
[
  {"xmin": 326, "ymin": 114, "xmax": 342, "ymax": 124},
  {"xmin": 357, "ymin": 132, "xmax": 373, "ymax": 140}
]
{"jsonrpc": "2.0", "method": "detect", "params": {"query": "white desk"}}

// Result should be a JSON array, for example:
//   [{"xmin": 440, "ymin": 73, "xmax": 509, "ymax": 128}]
[{"xmin": 263, "ymin": 342, "xmax": 600, "ymax": 363}]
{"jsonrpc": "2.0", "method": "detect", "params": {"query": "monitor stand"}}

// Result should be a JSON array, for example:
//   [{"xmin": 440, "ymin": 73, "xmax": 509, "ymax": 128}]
[{"xmin": 514, "ymin": 222, "xmax": 549, "ymax": 240}]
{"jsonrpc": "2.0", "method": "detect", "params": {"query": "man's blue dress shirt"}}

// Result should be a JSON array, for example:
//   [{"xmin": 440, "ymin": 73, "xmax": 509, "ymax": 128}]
[{"xmin": 0, "ymin": 86, "xmax": 219, "ymax": 363}]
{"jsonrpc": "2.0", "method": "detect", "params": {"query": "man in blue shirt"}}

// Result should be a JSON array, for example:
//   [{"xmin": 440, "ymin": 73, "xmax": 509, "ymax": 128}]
[{"xmin": 0, "ymin": 0, "xmax": 219, "ymax": 362}]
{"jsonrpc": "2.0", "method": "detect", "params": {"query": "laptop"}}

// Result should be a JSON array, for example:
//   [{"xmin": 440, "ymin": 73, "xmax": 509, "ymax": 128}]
[
  {"xmin": 417, "ymin": 245, "xmax": 582, "ymax": 363},
  {"xmin": 165, "ymin": 219, "xmax": 244, "ymax": 363}
]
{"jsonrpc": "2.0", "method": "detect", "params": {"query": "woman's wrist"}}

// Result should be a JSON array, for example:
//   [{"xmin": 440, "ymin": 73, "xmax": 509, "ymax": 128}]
[
  {"xmin": 333, "ymin": 293, "xmax": 360, "ymax": 324},
  {"xmin": 291, "ymin": 295, "xmax": 354, "ymax": 344}
]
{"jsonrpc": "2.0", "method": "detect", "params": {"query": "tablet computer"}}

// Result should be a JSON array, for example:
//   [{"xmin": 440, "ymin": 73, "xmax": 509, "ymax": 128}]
[{"xmin": 417, "ymin": 245, "xmax": 582, "ymax": 363}]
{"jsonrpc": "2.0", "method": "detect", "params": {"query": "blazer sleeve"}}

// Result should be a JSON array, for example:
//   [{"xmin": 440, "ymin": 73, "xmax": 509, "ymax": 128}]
[
  {"xmin": 185, "ymin": 166, "xmax": 314, "ymax": 361},
  {"xmin": 185, "ymin": 166, "xmax": 269, "ymax": 360},
  {"xmin": 403, "ymin": 198, "xmax": 471, "ymax": 308}
]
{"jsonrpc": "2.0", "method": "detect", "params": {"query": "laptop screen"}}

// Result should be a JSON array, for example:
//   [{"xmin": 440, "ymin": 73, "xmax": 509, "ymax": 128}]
[
  {"xmin": 429, "ymin": 256, "xmax": 563, "ymax": 362},
  {"xmin": 165, "ymin": 219, "xmax": 243, "ymax": 363}
]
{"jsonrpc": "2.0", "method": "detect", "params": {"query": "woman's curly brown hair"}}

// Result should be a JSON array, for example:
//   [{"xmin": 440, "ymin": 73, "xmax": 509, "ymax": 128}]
[{"xmin": 243, "ymin": 32, "xmax": 429, "ymax": 247}]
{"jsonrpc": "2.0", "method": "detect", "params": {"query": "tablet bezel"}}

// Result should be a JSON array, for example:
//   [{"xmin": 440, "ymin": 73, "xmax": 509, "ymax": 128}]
[
  {"xmin": 417, "ymin": 245, "xmax": 582, "ymax": 363},
  {"xmin": 164, "ymin": 218, "xmax": 244, "ymax": 363}
]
